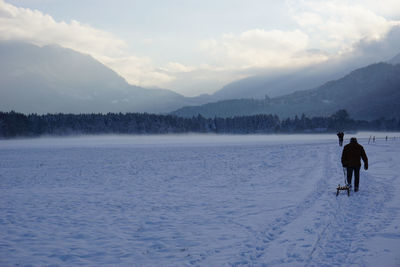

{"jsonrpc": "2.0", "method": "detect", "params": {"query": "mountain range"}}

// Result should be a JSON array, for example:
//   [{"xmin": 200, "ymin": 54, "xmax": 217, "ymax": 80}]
[
  {"xmin": 212, "ymin": 62, "xmax": 356, "ymax": 100},
  {"xmin": 0, "ymin": 41, "xmax": 209, "ymax": 114},
  {"xmin": 172, "ymin": 62, "xmax": 400, "ymax": 120},
  {"xmin": 1, "ymin": 41, "xmax": 399, "ymax": 120}
]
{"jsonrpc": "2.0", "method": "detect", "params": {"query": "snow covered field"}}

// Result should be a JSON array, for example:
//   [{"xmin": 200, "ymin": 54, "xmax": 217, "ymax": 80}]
[{"xmin": 1, "ymin": 133, "xmax": 400, "ymax": 266}]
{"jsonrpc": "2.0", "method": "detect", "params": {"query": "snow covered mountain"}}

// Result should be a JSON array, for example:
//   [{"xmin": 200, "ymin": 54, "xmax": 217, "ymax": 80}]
[
  {"xmin": 172, "ymin": 62, "xmax": 400, "ymax": 120},
  {"xmin": 211, "ymin": 53, "xmax": 400, "ymax": 101},
  {"xmin": 211, "ymin": 63, "xmax": 357, "ymax": 100},
  {"xmin": 0, "ymin": 41, "xmax": 206, "ymax": 114}
]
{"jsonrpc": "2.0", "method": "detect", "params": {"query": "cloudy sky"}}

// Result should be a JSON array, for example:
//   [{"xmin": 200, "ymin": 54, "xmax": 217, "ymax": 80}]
[{"xmin": 1, "ymin": 0, "xmax": 400, "ymax": 96}]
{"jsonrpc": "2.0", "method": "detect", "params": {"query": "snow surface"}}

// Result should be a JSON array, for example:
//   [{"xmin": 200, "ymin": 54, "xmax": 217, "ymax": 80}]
[{"xmin": 1, "ymin": 133, "xmax": 400, "ymax": 266}]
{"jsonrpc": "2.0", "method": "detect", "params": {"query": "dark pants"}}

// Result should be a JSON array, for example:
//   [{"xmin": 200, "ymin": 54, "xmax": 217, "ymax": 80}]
[{"xmin": 347, "ymin": 166, "xmax": 360, "ymax": 190}]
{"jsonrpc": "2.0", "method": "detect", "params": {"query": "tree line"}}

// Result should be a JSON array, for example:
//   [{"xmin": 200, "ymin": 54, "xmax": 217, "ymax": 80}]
[{"xmin": 0, "ymin": 109, "xmax": 399, "ymax": 138}]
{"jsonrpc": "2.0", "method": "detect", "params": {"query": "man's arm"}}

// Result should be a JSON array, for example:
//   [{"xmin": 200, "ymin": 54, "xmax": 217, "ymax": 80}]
[
  {"xmin": 341, "ymin": 147, "xmax": 347, "ymax": 167},
  {"xmin": 361, "ymin": 147, "xmax": 368, "ymax": 170}
]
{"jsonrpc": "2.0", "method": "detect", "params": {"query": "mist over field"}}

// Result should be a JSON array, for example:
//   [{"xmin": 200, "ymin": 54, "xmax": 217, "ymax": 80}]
[{"xmin": 1, "ymin": 132, "xmax": 395, "ymax": 148}]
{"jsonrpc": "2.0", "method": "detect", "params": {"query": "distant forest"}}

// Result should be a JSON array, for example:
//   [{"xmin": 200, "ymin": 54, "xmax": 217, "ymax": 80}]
[{"xmin": 0, "ymin": 110, "xmax": 399, "ymax": 138}]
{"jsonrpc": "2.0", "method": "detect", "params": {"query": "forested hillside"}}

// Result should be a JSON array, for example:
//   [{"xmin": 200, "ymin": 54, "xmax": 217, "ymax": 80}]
[{"xmin": 172, "ymin": 63, "xmax": 400, "ymax": 120}]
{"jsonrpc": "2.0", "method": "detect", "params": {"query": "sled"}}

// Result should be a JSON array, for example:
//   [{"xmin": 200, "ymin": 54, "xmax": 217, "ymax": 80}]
[{"xmin": 336, "ymin": 184, "xmax": 350, "ymax": 197}]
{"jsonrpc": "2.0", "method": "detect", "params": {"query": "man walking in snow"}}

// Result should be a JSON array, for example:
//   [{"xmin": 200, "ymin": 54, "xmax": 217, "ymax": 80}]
[
  {"xmin": 341, "ymin": 137, "xmax": 368, "ymax": 192},
  {"xmin": 337, "ymin": 131, "xmax": 344, "ymax": 146}
]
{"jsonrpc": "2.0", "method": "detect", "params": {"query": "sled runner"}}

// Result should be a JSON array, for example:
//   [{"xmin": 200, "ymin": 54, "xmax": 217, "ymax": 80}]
[
  {"xmin": 336, "ymin": 184, "xmax": 350, "ymax": 196},
  {"xmin": 336, "ymin": 167, "xmax": 350, "ymax": 196}
]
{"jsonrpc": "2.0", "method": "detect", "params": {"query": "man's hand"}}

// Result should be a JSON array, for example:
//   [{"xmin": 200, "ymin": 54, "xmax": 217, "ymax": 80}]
[{"xmin": 364, "ymin": 165, "xmax": 368, "ymax": 170}]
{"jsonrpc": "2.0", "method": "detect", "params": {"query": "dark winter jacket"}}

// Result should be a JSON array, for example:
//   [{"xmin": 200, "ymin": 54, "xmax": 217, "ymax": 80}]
[{"xmin": 341, "ymin": 141, "xmax": 368, "ymax": 168}]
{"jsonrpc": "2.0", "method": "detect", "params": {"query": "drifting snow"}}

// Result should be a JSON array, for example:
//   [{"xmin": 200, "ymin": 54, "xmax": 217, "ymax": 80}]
[{"xmin": 1, "ymin": 133, "xmax": 400, "ymax": 266}]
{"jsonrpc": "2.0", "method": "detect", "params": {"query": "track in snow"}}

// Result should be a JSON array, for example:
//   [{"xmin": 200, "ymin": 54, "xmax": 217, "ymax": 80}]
[{"xmin": 0, "ymin": 135, "xmax": 399, "ymax": 266}]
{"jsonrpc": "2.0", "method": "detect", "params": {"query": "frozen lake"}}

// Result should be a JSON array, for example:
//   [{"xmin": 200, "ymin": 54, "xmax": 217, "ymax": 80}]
[{"xmin": 1, "ymin": 133, "xmax": 400, "ymax": 266}]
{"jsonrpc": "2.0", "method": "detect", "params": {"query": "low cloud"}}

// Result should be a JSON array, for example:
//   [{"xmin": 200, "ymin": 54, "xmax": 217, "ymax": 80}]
[
  {"xmin": 352, "ymin": 25, "xmax": 400, "ymax": 62},
  {"xmin": 163, "ymin": 62, "xmax": 194, "ymax": 73},
  {"xmin": 98, "ymin": 55, "xmax": 176, "ymax": 87}
]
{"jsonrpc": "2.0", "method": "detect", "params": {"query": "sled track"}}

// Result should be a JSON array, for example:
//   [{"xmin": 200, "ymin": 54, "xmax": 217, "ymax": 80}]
[
  {"xmin": 230, "ymin": 144, "xmax": 334, "ymax": 266},
  {"xmin": 231, "ymin": 143, "xmax": 398, "ymax": 266},
  {"xmin": 304, "ymin": 146, "xmax": 397, "ymax": 266}
]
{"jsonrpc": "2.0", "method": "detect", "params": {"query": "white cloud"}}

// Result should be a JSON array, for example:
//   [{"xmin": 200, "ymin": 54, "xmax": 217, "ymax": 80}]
[
  {"xmin": 353, "ymin": 0, "xmax": 400, "ymax": 18},
  {"xmin": 0, "ymin": 1, "xmax": 126, "ymax": 56},
  {"xmin": 288, "ymin": 0, "xmax": 400, "ymax": 52},
  {"xmin": 98, "ymin": 55, "xmax": 176, "ymax": 87},
  {"xmin": 200, "ymin": 28, "xmax": 328, "ymax": 70},
  {"xmin": 172, "ymin": 1, "xmax": 400, "ymax": 95},
  {"xmin": 0, "ymin": 0, "xmax": 174, "ymax": 88},
  {"xmin": 195, "ymin": 1, "xmax": 400, "ymax": 76},
  {"xmin": 163, "ymin": 62, "xmax": 194, "ymax": 73}
]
